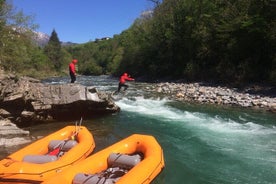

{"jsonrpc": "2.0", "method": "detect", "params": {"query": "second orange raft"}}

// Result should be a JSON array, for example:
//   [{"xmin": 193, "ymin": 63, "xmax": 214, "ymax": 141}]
[{"xmin": 43, "ymin": 134, "xmax": 165, "ymax": 184}]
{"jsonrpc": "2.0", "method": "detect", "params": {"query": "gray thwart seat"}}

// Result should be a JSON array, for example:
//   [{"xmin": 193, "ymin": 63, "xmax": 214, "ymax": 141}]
[
  {"xmin": 22, "ymin": 155, "xmax": 58, "ymax": 164},
  {"xmin": 48, "ymin": 140, "xmax": 78, "ymax": 152},
  {"xmin": 73, "ymin": 153, "xmax": 142, "ymax": 184},
  {"xmin": 22, "ymin": 140, "xmax": 78, "ymax": 164}
]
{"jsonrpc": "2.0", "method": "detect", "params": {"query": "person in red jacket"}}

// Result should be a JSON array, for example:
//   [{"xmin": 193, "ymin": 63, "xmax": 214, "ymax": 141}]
[
  {"xmin": 117, "ymin": 73, "xmax": 134, "ymax": 93},
  {"xmin": 69, "ymin": 59, "xmax": 78, "ymax": 83}
]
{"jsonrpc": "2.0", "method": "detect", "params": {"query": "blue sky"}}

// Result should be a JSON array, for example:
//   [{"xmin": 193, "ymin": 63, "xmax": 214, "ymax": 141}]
[{"xmin": 12, "ymin": 0, "xmax": 153, "ymax": 43}]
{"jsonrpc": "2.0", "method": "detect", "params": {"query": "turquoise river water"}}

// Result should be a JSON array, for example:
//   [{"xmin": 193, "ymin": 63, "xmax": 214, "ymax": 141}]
[{"xmin": 1, "ymin": 75, "xmax": 276, "ymax": 184}]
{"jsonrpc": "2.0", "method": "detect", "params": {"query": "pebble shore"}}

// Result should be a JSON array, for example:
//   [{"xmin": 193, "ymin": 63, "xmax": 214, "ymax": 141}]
[{"xmin": 146, "ymin": 82, "xmax": 276, "ymax": 113}]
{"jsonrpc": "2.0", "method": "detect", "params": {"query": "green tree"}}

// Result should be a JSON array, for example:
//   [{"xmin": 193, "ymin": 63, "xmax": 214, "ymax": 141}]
[
  {"xmin": 0, "ymin": 0, "xmax": 40, "ymax": 73},
  {"xmin": 63, "ymin": 0, "xmax": 275, "ymax": 85},
  {"xmin": 0, "ymin": 0, "xmax": 5, "ymax": 29},
  {"xmin": 118, "ymin": 0, "xmax": 275, "ymax": 84},
  {"xmin": 44, "ymin": 29, "xmax": 63, "ymax": 71}
]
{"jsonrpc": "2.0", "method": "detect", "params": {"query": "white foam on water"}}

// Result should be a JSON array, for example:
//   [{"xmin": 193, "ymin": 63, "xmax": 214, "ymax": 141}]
[
  {"xmin": 117, "ymin": 96, "xmax": 276, "ymax": 163},
  {"xmin": 116, "ymin": 96, "xmax": 207, "ymax": 122},
  {"xmin": 116, "ymin": 96, "xmax": 275, "ymax": 136},
  {"xmin": 204, "ymin": 115, "xmax": 275, "ymax": 136}
]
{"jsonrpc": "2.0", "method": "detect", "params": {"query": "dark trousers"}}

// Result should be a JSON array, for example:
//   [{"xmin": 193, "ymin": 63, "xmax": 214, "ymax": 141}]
[
  {"xmin": 70, "ymin": 72, "xmax": 76, "ymax": 83},
  {"xmin": 117, "ymin": 82, "xmax": 128, "ymax": 92}
]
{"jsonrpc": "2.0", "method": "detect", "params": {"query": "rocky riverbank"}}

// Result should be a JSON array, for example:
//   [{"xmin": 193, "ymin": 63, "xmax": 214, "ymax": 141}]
[
  {"xmin": 146, "ymin": 82, "xmax": 276, "ymax": 113},
  {"xmin": 0, "ymin": 69, "xmax": 120, "ymax": 148},
  {"xmin": 0, "ymin": 72, "xmax": 120, "ymax": 126}
]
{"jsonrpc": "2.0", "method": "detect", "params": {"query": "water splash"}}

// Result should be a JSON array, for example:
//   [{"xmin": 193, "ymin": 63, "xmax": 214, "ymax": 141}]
[
  {"xmin": 117, "ymin": 96, "xmax": 276, "ymax": 170},
  {"xmin": 116, "ymin": 96, "xmax": 275, "ymax": 135}
]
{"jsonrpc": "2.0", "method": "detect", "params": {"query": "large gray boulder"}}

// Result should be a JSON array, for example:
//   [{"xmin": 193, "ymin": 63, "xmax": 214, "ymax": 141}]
[{"xmin": 0, "ymin": 75, "xmax": 120, "ymax": 126}]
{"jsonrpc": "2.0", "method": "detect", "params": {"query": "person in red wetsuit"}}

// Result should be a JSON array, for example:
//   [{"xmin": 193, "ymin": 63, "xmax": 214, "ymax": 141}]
[
  {"xmin": 69, "ymin": 59, "xmax": 78, "ymax": 83},
  {"xmin": 117, "ymin": 73, "xmax": 134, "ymax": 93}
]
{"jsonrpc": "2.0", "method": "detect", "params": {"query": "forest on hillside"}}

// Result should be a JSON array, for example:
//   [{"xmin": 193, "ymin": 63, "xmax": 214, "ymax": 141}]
[{"xmin": 1, "ymin": 0, "xmax": 275, "ymax": 86}]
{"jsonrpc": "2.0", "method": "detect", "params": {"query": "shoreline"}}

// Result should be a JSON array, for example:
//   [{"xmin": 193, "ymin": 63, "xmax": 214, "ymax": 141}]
[
  {"xmin": 1, "ymin": 70, "xmax": 275, "ymax": 113},
  {"xmin": 145, "ymin": 82, "xmax": 276, "ymax": 113}
]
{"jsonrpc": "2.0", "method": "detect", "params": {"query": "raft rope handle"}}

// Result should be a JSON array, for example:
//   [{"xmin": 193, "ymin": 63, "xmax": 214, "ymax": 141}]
[{"xmin": 3, "ymin": 157, "xmax": 18, "ymax": 167}]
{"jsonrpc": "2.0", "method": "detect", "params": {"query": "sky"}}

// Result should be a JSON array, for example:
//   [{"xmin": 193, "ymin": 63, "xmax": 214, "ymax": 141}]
[{"xmin": 12, "ymin": 0, "xmax": 153, "ymax": 43}]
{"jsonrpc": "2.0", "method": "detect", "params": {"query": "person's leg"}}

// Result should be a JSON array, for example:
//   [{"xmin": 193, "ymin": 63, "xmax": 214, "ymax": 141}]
[
  {"xmin": 72, "ymin": 75, "xmax": 76, "ymax": 83},
  {"xmin": 70, "ymin": 73, "xmax": 76, "ymax": 83},
  {"xmin": 117, "ymin": 83, "xmax": 122, "ymax": 92},
  {"xmin": 123, "ymin": 84, "xmax": 128, "ymax": 91}
]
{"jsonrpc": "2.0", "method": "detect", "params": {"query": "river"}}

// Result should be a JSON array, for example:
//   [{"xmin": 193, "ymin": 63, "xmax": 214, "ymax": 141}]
[{"xmin": 2, "ymin": 75, "xmax": 276, "ymax": 184}]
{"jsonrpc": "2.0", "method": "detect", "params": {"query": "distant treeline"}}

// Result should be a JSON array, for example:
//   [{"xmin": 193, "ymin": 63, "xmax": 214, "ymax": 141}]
[
  {"xmin": 66, "ymin": 0, "xmax": 276, "ymax": 85},
  {"xmin": 1, "ymin": 0, "xmax": 275, "ymax": 86}
]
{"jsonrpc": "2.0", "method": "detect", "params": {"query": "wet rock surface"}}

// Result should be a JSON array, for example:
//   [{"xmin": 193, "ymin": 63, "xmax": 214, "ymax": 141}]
[{"xmin": 0, "ymin": 73, "xmax": 120, "ymax": 126}]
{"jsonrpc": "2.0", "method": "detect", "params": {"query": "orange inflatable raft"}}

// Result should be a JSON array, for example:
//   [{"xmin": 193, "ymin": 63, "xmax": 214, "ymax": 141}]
[
  {"xmin": 0, "ymin": 125, "xmax": 95, "ymax": 183},
  {"xmin": 43, "ymin": 134, "xmax": 165, "ymax": 184}
]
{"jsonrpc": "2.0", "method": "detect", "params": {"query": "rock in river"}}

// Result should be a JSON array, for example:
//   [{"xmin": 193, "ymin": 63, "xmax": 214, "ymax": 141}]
[{"xmin": 0, "ymin": 75, "xmax": 120, "ymax": 126}]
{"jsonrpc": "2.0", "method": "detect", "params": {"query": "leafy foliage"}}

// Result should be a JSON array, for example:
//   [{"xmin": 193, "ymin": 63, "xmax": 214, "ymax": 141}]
[
  {"xmin": 0, "ymin": 0, "xmax": 55, "ymax": 78},
  {"xmin": 113, "ymin": 0, "xmax": 275, "ymax": 85},
  {"xmin": 0, "ymin": 0, "xmax": 275, "ymax": 86},
  {"xmin": 44, "ymin": 29, "xmax": 64, "ymax": 71},
  {"xmin": 65, "ymin": 37, "xmax": 124, "ymax": 75}
]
